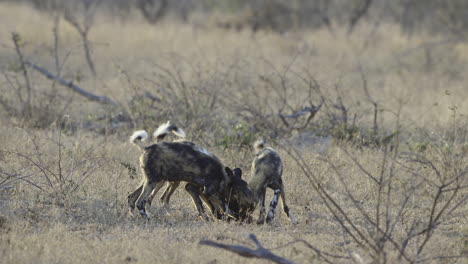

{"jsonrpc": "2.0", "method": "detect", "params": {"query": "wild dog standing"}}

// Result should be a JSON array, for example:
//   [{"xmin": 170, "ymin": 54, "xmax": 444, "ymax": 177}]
[
  {"xmin": 146, "ymin": 121, "xmax": 186, "ymax": 207},
  {"xmin": 149, "ymin": 124, "xmax": 255, "ymax": 220},
  {"xmin": 138, "ymin": 121, "xmax": 233, "ymax": 217},
  {"xmin": 128, "ymin": 125, "xmax": 244, "ymax": 220},
  {"xmin": 248, "ymin": 138, "xmax": 296, "ymax": 224}
]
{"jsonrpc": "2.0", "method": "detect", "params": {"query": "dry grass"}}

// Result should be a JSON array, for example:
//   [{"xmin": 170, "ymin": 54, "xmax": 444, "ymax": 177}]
[{"xmin": 0, "ymin": 3, "xmax": 467, "ymax": 264}]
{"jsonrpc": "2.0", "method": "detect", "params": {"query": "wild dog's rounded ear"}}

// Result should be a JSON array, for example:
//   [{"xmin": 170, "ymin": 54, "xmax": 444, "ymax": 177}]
[
  {"xmin": 233, "ymin": 168, "xmax": 242, "ymax": 179},
  {"xmin": 225, "ymin": 167, "xmax": 234, "ymax": 177}
]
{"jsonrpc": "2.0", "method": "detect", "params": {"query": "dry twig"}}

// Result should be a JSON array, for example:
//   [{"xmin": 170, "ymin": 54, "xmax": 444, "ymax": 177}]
[
  {"xmin": 199, "ymin": 234, "xmax": 296, "ymax": 264},
  {"xmin": 11, "ymin": 33, "xmax": 32, "ymax": 117},
  {"xmin": 63, "ymin": 2, "xmax": 100, "ymax": 76}
]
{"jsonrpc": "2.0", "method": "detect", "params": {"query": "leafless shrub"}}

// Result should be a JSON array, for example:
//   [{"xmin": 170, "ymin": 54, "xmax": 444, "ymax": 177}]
[
  {"xmin": 1, "ymin": 30, "xmax": 128, "ymax": 131},
  {"xmin": 0, "ymin": 118, "xmax": 105, "ymax": 204},
  {"xmin": 63, "ymin": 1, "xmax": 100, "ymax": 77},
  {"xmin": 224, "ymin": 59, "xmax": 323, "ymax": 141},
  {"xmin": 277, "ymin": 112, "xmax": 468, "ymax": 262},
  {"xmin": 123, "ymin": 59, "xmax": 229, "ymax": 145},
  {"xmin": 0, "ymin": 48, "xmax": 73, "ymax": 129},
  {"xmin": 207, "ymin": 109, "xmax": 467, "ymax": 262}
]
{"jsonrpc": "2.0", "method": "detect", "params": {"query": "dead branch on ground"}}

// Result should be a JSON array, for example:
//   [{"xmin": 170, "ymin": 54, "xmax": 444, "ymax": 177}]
[
  {"xmin": 24, "ymin": 60, "xmax": 118, "ymax": 107},
  {"xmin": 199, "ymin": 234, "xmax": 296, "ymax": 264}
]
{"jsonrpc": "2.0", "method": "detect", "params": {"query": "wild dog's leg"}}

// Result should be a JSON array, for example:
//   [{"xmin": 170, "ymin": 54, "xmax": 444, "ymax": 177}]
[
  {"xmin": 146, "ymin": 187, "xmax": 158, "ymax": 207},
  {"xmin": 128, "ymin": 183, "xmax": 143, "ymax": 216},
  {"xmin": 201, "ymin": 191, "xmax": 234, "ymax": 220},
  {"xmin": 278, "ymin": 181, "xmax": 297, "ymax": 224},
  {"xmin": 266, "ymin": 189, "xmax": 281, "ymax": 223},
  {"xmin": 136, "ymin": 180, "xmax": 164, "ymax": 217},
  {"xmin": 185, "ymin": 183, "xmax": 210, "ymax": 221},
  {"xmin": 145, "ymin": 182, "xmax": 170, "ymax": 207},
  {"xmin": 257, "ymin": 188, "xmax": 267, "ymax": 225},
  {"xmin": 200, "ymin": 194, "xmax": 222, "ymax": 219},
  {"xmin": 159, "ymin": 181, "xmax": 180, "ymax": 207},
  {"xmin": 202, "ymin": 185, "xmax": 227, "ymax": 217}
]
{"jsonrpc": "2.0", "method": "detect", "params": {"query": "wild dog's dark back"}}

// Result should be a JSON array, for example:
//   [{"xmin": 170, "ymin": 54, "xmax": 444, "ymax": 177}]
[
  {"xmin": 129, "ymin": 139, "xmax": 232, "ymax": 218},
  {"xmin": 249, "ymin": 147, "xmax": 283, "ymax": 195},
  {"xmin": 142, "ymin": 142, "xmax": 227, "ymax": 186},
  {"xmin": 247, "ymin": 138, "xmax": 296, "ymax": 224}
]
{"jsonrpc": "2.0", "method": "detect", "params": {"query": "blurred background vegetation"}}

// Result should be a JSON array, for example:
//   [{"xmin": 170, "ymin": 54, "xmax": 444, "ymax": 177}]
[{"xmin": 4, "ymin": 0, "xmax": 468, "ymax": 36}]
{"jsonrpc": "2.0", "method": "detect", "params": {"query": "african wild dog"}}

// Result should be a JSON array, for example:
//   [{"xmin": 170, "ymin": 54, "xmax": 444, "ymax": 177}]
[
  {"xmin": 148, "ymin": 122, "xmax": 255, "ymax": 220},
  {"xmin": 146, "ymin": 121, "xmax": 187, "ymax": 207},
  {"xmin": 248, "ymin": 138, "xmax": 296, "ymax": 224},
  {"xmin": 127, "ymin": 123, "xmax": 251, "ymax": 220},
  {"xmin": 134, "ymin": 121, "xmax": 232, "ymax": 217}
]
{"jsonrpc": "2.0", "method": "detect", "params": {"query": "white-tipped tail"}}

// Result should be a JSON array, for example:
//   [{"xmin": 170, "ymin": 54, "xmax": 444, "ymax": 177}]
[
  {"xmin": 153, "ymin": 121, "xmax": 186, "ymax": 141},
  {"xmin": 130, "ymin": 130, "xmax": 148, "ymax": 144},
  {"xmin": 172, "ymin": 127, "xmax": 186, "ymax": 138},
  {"xmin": 253, "ymin": 137, "xmax": 266, "ymax": 152},
  {"xmin": 153, "ymin": 121, "xmax": 171, "ymax": 139}
]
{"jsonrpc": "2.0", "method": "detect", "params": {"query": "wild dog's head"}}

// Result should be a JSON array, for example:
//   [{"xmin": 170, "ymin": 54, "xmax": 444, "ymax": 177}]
[{"xmin": 224, "ymin": 167, "xmax": 255, "ymax": 221}]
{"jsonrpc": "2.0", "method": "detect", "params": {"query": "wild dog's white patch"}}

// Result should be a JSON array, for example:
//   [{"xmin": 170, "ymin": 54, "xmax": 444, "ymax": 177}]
[
  {"xmin": 267, "ymin": 211, "xmax": 274, "ymax": 220},
  {"xmin": 172, "ymin": 127, "xmax": 186, "ymax": 138},
  {"xmin": 153, "ymin": 121, "xmax": 172, "ymax": 139},
  {"xmin": 153, "ymin": 121, "xmax": 186, "ymax": 139},
  {"xmin": 130, "ymin": 130, "xmax": 148, "ymax": 143},
  {"xmin": 139, "ymin": 209, "xmax": 153, "ymax": 218},
  {"xmin": 139, "ymin": 209, "xmax": 146, "ymax": 217},
  {"xmin": 145, "ymin": 211, "xmax": 153, "ymax": 218},
  {"xmin": 194, "ymin": 146, "xmax": 214, "ymax": 157}
]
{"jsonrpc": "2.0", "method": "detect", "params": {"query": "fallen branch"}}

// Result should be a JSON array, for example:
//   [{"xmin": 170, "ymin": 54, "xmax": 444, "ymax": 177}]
[
  {"xmin": 24, "ymin": 60, "xmax": 119, "ymax": 107},
  {"xmin": 199, "ymin": 234, "xmax": 296, "ymax": 264}
]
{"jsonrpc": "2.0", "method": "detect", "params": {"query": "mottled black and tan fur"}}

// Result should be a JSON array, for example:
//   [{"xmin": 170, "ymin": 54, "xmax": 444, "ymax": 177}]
[
  {"xmin": 129, "ymin": 121, "xmax": 187, "ymax": 208},
  {"xmin": 248, "ymin": 138, "xmax": 296, "ymax": 224},
  {"xmin": 128, "ymin": 122, "xmax": 251, "ymax": 220}
]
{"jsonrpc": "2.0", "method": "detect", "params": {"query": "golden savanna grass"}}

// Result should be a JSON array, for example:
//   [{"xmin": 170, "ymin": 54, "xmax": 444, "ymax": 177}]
[{"xmin": 0, "ymin": 3, "xmax": 467, "ymax": 264}]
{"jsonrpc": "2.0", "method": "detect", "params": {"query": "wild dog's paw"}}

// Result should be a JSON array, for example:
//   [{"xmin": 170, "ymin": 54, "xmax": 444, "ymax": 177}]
[
  {"xmin": 139, "ymin": 209, "xmax": 148, "ymax": 218},
  {"xmin": 198, "ymin": 213, "xmax": 211, "ymax": 221},
  {"xmin": 266, "ymin": 211, "xmax": 275, "ymax": 223},
  {"xmin": 256, "ymin": 218, "xmax": 265, "ymax": 225}
]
